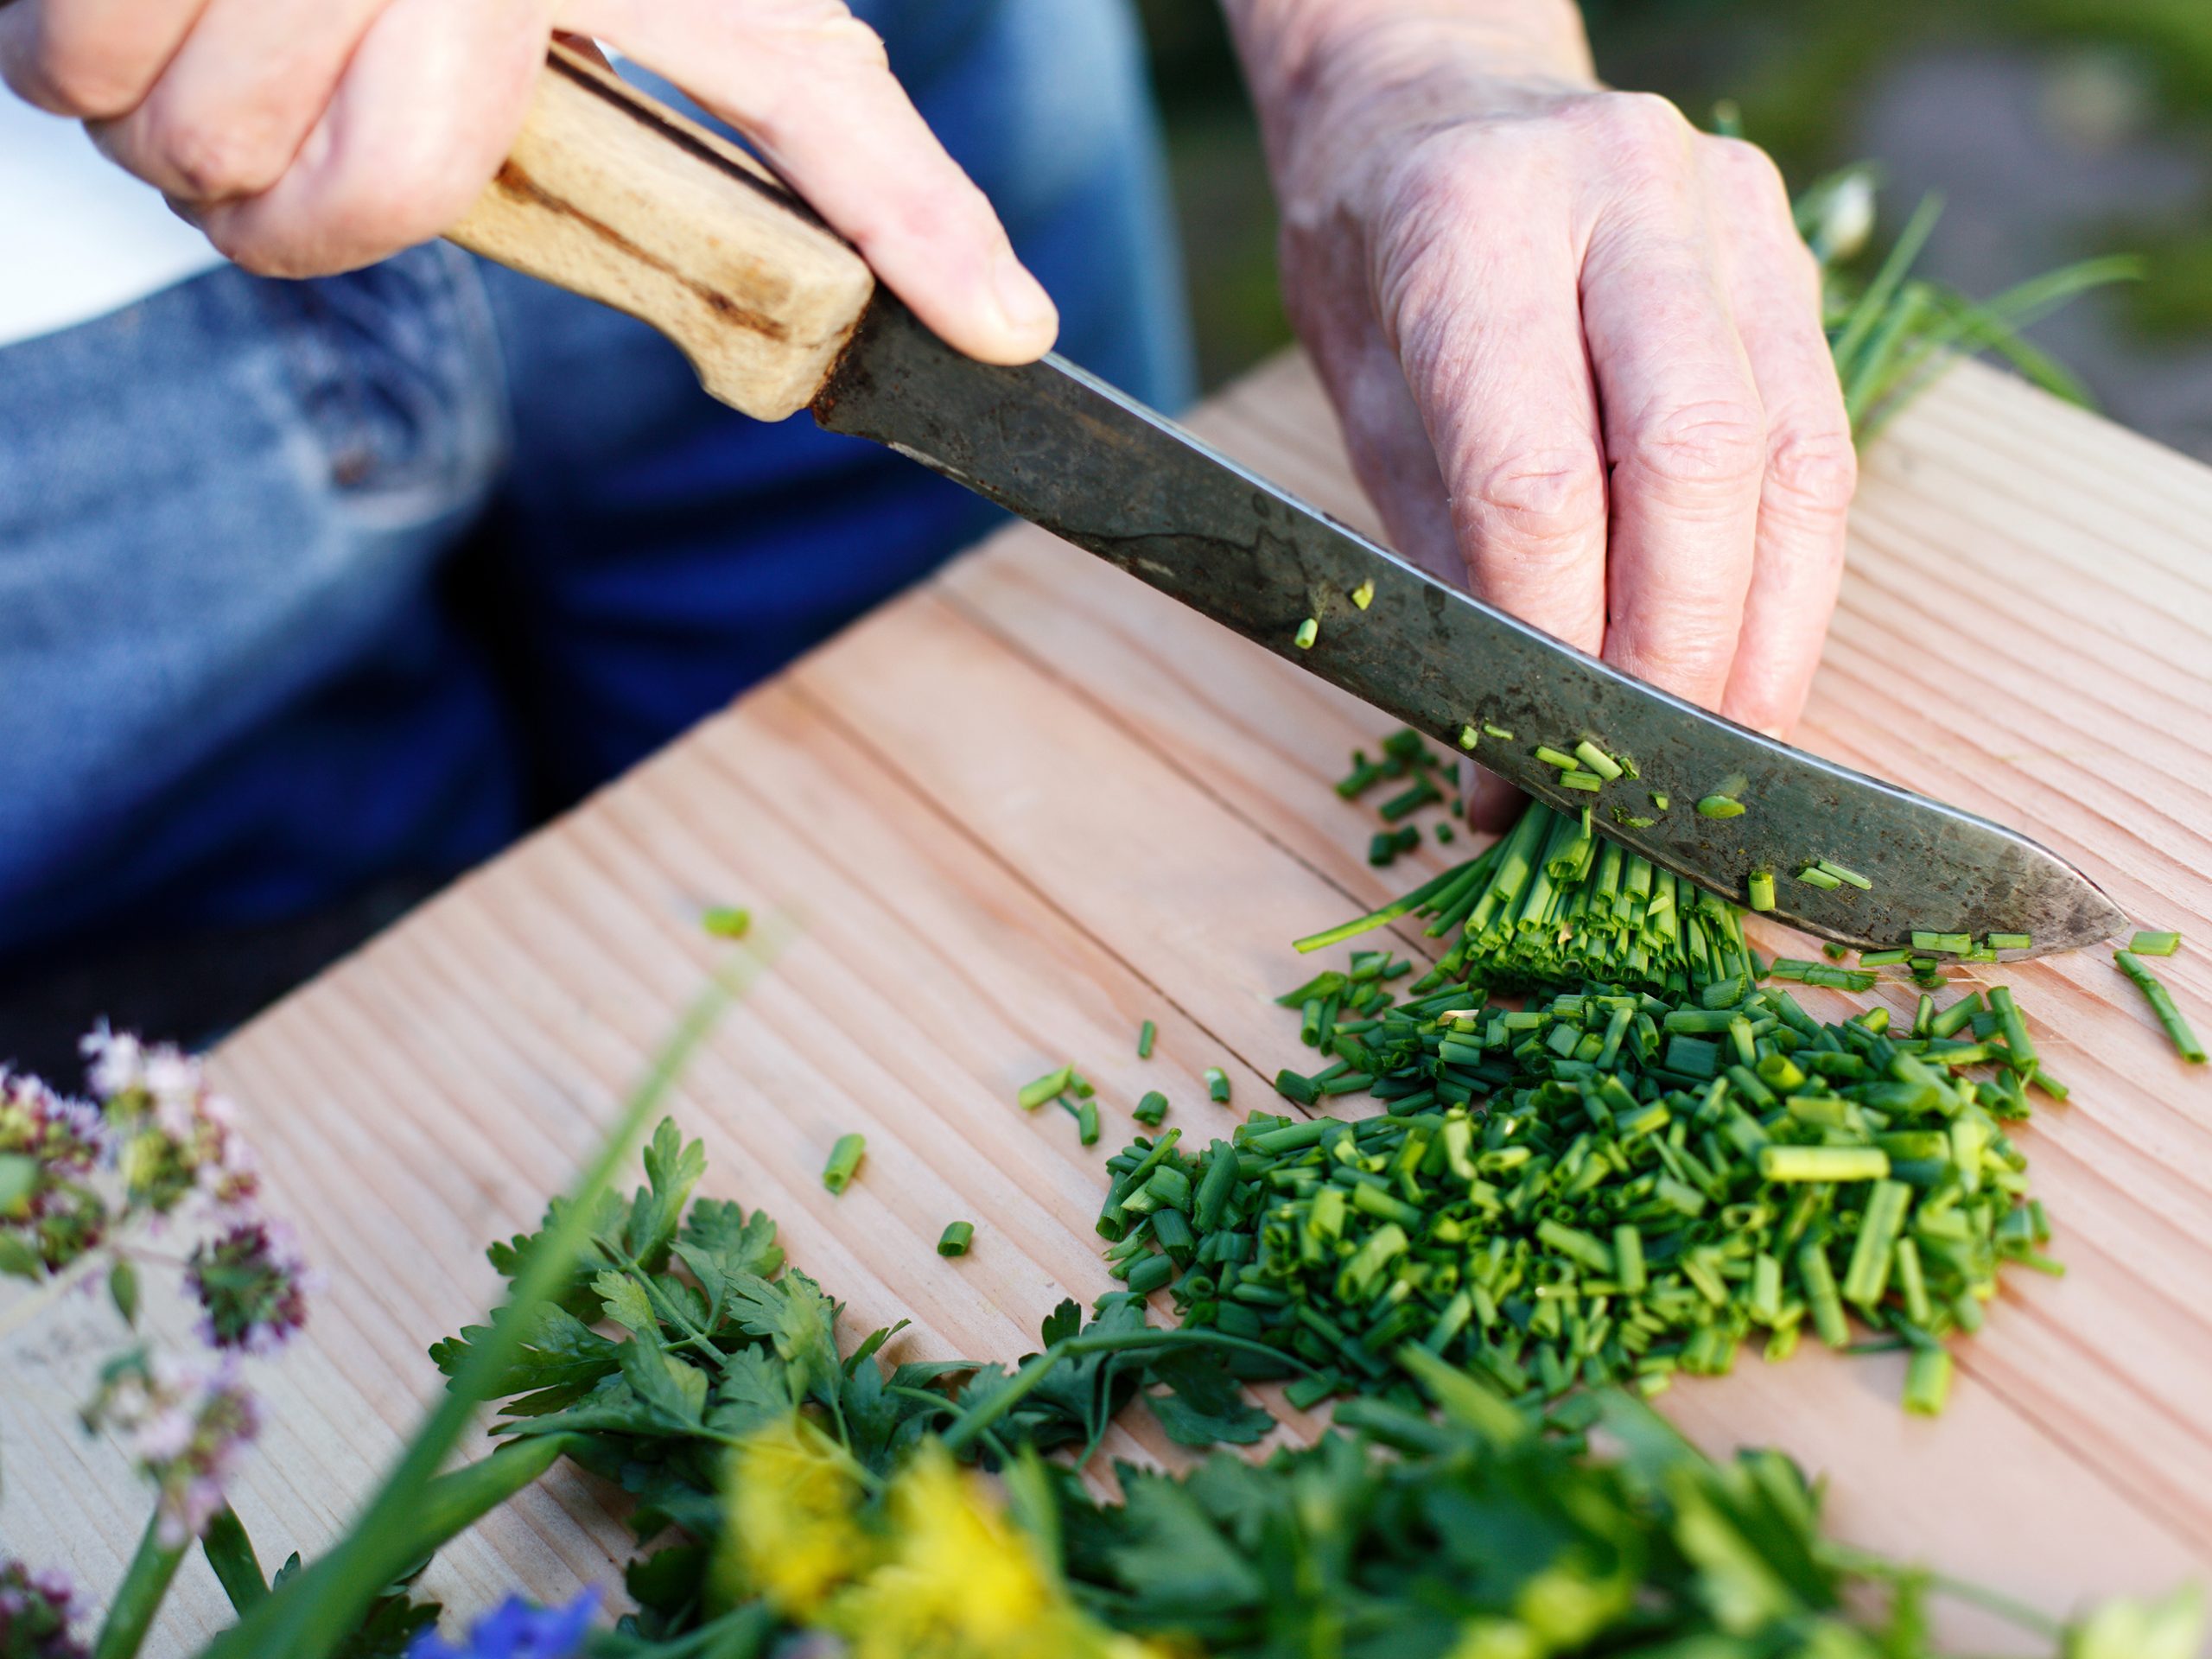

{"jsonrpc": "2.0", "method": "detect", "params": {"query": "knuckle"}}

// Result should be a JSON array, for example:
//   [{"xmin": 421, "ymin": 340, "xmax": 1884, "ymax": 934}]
[
  {"xmin": 1703, "ymin": 133, "xmax": 1789, "ymax": 204},
  {"xmin": 145, "ymin": 109, "xmax": 289, "ymax": 201},
  {"xmin": 1630, "ymin": 397, "xmax": 1768, "ymax": 493},
  {"xmin": 1615, "ymin": 614, "xmax": 1739, "ymax": 695},
  {"xmin": 22, "ymin": 36, "xmax": 143, "ymax": 118},
  {"xmin": 1465, "ymin": 446, "xmax": 1606, "ymax": 552},
  {"xmin": 1582, "ymin": 90, "xmax": 1694, "ymax": 162},
  {"xmin": 1765, "ymin": 422, "xmax": 1859, "ymax": 521}
]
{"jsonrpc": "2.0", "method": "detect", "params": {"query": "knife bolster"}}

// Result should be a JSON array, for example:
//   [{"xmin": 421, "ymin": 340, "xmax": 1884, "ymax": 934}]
[{"xmin": 448, "ymin": 44, "xmax": 875, "ymax": 422}]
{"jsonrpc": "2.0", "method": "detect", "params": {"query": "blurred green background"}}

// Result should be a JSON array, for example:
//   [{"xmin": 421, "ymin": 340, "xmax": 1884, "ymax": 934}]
[{"xmin": 1135, "ymin": 0, "xmax": 2212, "ymax": 461}]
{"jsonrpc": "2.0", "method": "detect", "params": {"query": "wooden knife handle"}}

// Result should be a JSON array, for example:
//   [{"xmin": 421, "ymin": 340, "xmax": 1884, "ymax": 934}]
[{"xmin": 447, "ymin": 44, "xmax": 875, "ymax": 422}]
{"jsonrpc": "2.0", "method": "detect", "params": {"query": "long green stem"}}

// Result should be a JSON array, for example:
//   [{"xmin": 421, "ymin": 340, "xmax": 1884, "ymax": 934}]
[{"xmin": 94, "ymin": 1512, "xmax": 188, "ymax": 1659}]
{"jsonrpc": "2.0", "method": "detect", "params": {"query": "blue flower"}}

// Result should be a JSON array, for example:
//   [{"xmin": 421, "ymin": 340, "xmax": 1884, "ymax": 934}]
[{"xmin": 406, "ymin": 1588, "xmax": 598, "ymax": 1659}]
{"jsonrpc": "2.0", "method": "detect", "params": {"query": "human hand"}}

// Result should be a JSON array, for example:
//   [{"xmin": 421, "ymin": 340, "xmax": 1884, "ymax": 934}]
[
  {"xmin": 0, "ymin": 0, "xmax": 1058, "ymax": 364},
  {"xmin": 1226, "ymin": 2, "xmax": 1856, "ymax": 824}
]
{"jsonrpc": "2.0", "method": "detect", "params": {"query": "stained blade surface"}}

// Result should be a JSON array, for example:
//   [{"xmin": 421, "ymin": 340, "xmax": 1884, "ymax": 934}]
[{"xmin": 813, "ymin": 298, "xmax": 2127, "ymax": 954}]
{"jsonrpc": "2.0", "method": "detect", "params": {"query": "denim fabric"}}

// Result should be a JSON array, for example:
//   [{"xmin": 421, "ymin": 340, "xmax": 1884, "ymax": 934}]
[{"xmin": 0, "ymin": 0, "xmax": 1192, "ymax": 968}]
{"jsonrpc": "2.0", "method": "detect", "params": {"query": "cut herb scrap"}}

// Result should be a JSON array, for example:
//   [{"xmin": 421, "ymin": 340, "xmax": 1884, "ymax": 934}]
[{"xmin": 2116, "ymin": 950, "xmax": 2206, "ymax": 1064}]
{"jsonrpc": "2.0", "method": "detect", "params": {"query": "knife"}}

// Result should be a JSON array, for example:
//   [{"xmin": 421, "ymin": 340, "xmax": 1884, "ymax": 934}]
[{"xmin": 448, "ymin": 45, "xmax": 2128, "ymax": 957}]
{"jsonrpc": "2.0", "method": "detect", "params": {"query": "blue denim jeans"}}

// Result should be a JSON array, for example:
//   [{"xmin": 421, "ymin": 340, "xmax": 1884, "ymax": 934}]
[{"xmin": 0, "ymin": 0, "xmax": 1192, "ymax": 969}]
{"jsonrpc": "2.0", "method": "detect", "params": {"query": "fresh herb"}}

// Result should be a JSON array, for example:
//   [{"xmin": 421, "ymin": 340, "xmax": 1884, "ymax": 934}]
[
  {"xmin": 821, "ymin": 1135, "xmax": 867, "ymax": 1195},
  {"xmin": 1203, "ymin": 1068, "xmax": 1230, "ymax": 1104},
  {"xmin": 1133, "ymin": 1091, "xmax": 1169, "ymax": 1128},
  {"xmin": 699, "ymin": 907, "xmax": 752, "ymax": 940},
  {"xmin": 937, "ymin": 1222, "xmax": 975, "ymax": 1258},
  {"xmin": 1350, "ymin": 578, "xmax": 1375, "ymax": 610},
  {"xmin": 1293, "ymin": 617, "xmax": 1319, "ymax": 650},
  {"xmin": 1136, "ymin": 1020, "xmax": 1157, "ymax": 1059},
  {"xmin": 1748, "ymin": 869, "xmax": 1777, "ymax": 912},
  {"xmin": 2130, "ymin": 930, "xmax": 2182, "ymax": 957},
  {"xmin": 1016, "ymin": 1066, "xmax": 1074, "ymax": 1111},
  {"xmin": 2116, "ymin": 950, "xmax": 2206, "ymax": 1064},
  {"xmin": 1696, "ymin": 794, "xmax": 1745, "ymax": 819}
]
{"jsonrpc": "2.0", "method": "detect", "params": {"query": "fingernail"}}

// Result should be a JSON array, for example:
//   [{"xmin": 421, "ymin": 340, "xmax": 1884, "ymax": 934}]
[{"xmin": 993, "ymin": 252, "xmax": 1058, "ymax": 348}]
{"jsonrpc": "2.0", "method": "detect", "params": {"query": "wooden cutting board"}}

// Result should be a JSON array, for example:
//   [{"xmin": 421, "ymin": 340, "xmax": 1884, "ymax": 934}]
[{"xmin": 4, "ymin": 352, "xmax": 2209, "ymax": 1655}]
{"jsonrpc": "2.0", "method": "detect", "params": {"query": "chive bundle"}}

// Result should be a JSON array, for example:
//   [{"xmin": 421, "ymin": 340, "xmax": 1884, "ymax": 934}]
[
  {"xmin": 1099, "ymin": 973, "xmax": 2056, "ymax": 1414},
  {"xmin": 1300, "ymin": 802, "xmax": 1760, "ymax": 1000}
]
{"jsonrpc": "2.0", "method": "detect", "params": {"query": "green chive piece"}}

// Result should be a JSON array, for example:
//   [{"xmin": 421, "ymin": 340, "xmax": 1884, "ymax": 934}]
[
  {"xmin": 1987, "ymin": 985, "xmax": 2037, "ymax": 1071},
  {"xmin": 1651, "ymin": 792, "xmax": 1670, "ymax": 811},
  {"xmin": 1747, "ymin": 870, "xmax": 1777, "ymax": 912},
  {"xmin": 1134, "ymin": 1090, "xmax": 1170, "ymax": 1127},
  {"xmin": 1558, "ymin": 771, "xmax": 1603, "ymax": 793},
  {"xmin": 700, "ymin": 906, "xmax": 752, "ymax": 939},
  {"xmin": 1459, "ymin": 724, "xmax": 1480, "ymax": 751},
  {"xmin": 1815, "ymin": 860, "xmax": 1872, "ymax": 891},
  {"xmin": 1911, "ymin": 931, "xmax": 1974, "ymax": 956},
  {"xmin": 1758, "ymin": 1145, "xmax": 1891, "ymax": 1183},
  {"xmin": 1795, "ymin": 865, "xmax": 1844, "ymax": 891},
  {"xmin": 1534, "ymin": 745, "xmax": 1580, "ymax": 771},
  {"xmin": 1903, "ymin": 1345, "xmax": 1954, "ymax": 1415},
  {"xmin": 2115, "ymin": 950, "xmax": 2206, "ymax": 1064},
  {"xmin": 1573, "ymin": 741, "xmax": 1624, "ymax": 781},
  {"xmin": 822, "ymin": 1133, "xmax": 866, "ymax": 1194},
  {"xmin": 1137, "ymin": 1020, "xmax": 1157, "ymax": 1058},
  {"xmin": 1205, "ymin": 1066, "xmax": 1232, "ymax": 1103},
  {"xmin": 1483, "ymin": 722, "xmax": 1514, "ymax": 741},
  {"xmin": 1294, "ymin": 617, "xmax": 1319, "ymax": 650},
  {"xmin": 2129, "ymin": 930, "xmax": 2182, "ymax": 957},
  {"xmin": 1436, "ymin": 823, "xmax": 1457, "ymax": 844},
  {"xmin": 1351, "ymin": 578, "xmax": 1376, "ymax": 611},
  {"xmin": 1125, "ymin": 1253, "xmax": 1175, "ymax": 1296},
  {"xmin": 1986, "ymin": 932, "xmax": 2032, "ymax": 951},
  {"xmin": 1076, "ymin": 1098, "xmax": 1102, "ymax": 1146},
  {"xmin": 1859, "ymin": 947, "xmax": 1914, "ymax": 967},
  {"xmin": 1017, "ymin": 1065, "xmax": 1075, "ymax": 1111},
  {"xmin": 937, "ymin": 1221, "xmax": 975, "ymax": 1256},
  {"xmin": 1696, "ymin": 794, "xmax": 1745, "ymax": 819}
]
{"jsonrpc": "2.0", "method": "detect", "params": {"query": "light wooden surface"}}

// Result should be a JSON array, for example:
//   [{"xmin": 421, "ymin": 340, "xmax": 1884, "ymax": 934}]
[{"xmin": 5, "ymin": 353, "xmax": 2210, "ymax": 1654}]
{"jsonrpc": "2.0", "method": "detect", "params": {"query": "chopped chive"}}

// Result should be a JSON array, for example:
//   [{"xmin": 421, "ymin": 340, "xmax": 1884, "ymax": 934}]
[
  {"xmin": 1911, "ymin": 931, "xmax": 1973, "ymax": 956},
  {"xmin": 1986, "ymin": 986, "xmax": 2037, "ymax": 1071},
  {"xmin": 2129, "ymin": 930, "xmax": 2182, "ymax": 957},
  {"xmin": 1986, "ymin": 932, "xmax": 2031, "ymax": 951},
  {"xmin": 1076, "ymin": 1098, "xmax": 1102, "ymax": 1145},
  {"xmin": 1815, "ymin": 859, "xmax": 1871, "ymax": 891},
  {"xmin": 1747, "ymin": 870, "xmax": 1777, "ymax": 912},
  {"xmin": 1134, "ymin": 1090, "xmax": 1170, "ymax": 1127},
  {"xmin": 1294, "ymin": 617, "xmax": 1319, "ymax": 650},
  {"xmin": 1859, "ymin": 947, "xmax": 1914, "ymax": 967},
  {"xmin": 1903, "ymin": 1345, "xmax": 1954, "ymax": 1416},
  {"xmin": 1458, "ymin": 724, "xmax": 1479, "ymax": 751},
  {"xmin": 700, "ymin": 906, "xmax": 752, "ymax": 939},
  {"xmin": 1794, "ymin": 865, "xmax": 1844, "ymax": 891},
  {"xmin": 1558, "ymin": 771, "xmax": 1603, "ymax": 793},
  {"xmin": 1822, "ymin": 942, "xmax": 1847, "ymax": 960},
  {"xmin": 822, "ymin": 1133, "xmax": 867, "ymax": 1194},
  {"xmin": 2115, "ymin": 950, "xmax": 2206, "ymax": 1063},
  {"xmin": 1351, "ymin": 578, "xmax": 1376, "ymax": 610},
  {"xmin": 1695, "ymin": 794, "xmax": 1745, "ymax": 819},
  {"xmin": 1137, "ymin": 1020, "xmax": 1157, "ymax": 1058},
  {"xmin": 1125, "ymin": 1253, "xmax": 1175, "ymax": 1296},
  {"xmin": 1651, "ymin": 792, "xmax": 1670, "ymax": 811},
  {"xmin": 1205, "ymin": 1066, "xmax": 1232, "ymax": 1103},
  {"xmin": 1758, "ymin": 1145, "xmax": 1891, "ymax": 1183},
  {"xmin": 1436, "ymin": 823, "xmax": 1457, "ymax": 844},
  {"xmin": 1534, "ymin": 745, "xmax": 1580, "ymax": 771},
  {"xmin": 1573, "ymin": 741, "xmax": 1624, "ymax": 781},
  {"xmin": 937, "ymin": 1221, "xmax": 975, "ymax": 1256},
  {"xmin": 1482, "ymin": 722, "xmax": 1514, "ymax": 741},
  {"xmin": 1017, "ymin": 1065, "xmax": 1075, "ymax": 1111}
]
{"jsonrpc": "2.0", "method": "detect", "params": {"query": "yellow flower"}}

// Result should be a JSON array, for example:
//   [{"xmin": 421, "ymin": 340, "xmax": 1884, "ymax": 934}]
[
  {"xmin": 824, "ymin": 1443, "xmax": 1153, "ymax": 1659},
  {"xmin": 715, "ymin": 1414, "xmax": 868, "ymax": 1618}
]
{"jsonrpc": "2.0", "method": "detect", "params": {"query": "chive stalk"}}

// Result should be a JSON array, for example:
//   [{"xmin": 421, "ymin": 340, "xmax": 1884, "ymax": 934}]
[
  {"xmin": 822, "ymin": 1134, "xmax": 867, "ymax": 1194},
  {"xmin": 1137, "ymin": 1020, "xmax": 1157, "ymax": 1058},
  {"xmin": 2115, "ymin": 950, "xmax": 2205, "ymax": 1063},
  {"xmin": 937, "ymin": 1221, "xmax": 975, "ymax": 1257}
]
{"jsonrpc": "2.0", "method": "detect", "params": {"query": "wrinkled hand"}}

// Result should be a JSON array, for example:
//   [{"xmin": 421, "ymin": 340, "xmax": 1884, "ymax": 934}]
[
  {"xmin": 1233, "ymin": 6, "xmax": 1855, "ymax": 823},
  {"xmin": 0, "ymin": 0, "xmax": 1057, "ymax": 364}
]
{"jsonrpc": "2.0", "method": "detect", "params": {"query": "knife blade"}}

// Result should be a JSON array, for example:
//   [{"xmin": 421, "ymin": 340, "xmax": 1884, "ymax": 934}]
[
  {"xmin": 452, "ymin": 45, "xmax": 2127, "ymax": 957},
  {"xmin": 810, "ymin": 297, "xmax": 2126, "ymax": 956}
]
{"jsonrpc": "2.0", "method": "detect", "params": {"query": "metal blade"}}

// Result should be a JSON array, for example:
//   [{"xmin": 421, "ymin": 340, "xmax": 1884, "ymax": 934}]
[{"xmin": 812, "ymin": 297, "xmax": 2129, "ymax": 957}]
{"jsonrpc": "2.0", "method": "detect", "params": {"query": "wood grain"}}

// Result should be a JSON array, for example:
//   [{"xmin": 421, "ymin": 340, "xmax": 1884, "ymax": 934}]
[
  {"xmin": 448, "ymin": 45, "xmax": 874, "ymax": 422},
  {"xmin": 3, "ymin": 353, "xmax": 2209, "ymax": 1655}
]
